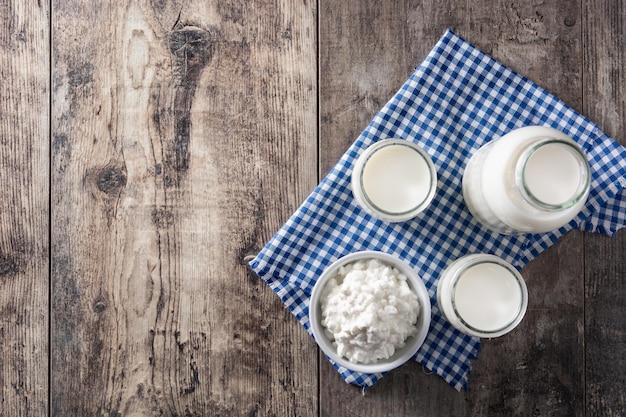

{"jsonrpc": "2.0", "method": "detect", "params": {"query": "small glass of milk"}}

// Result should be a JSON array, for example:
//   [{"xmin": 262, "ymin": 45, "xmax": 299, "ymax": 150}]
[
  {"xmin": 462, "ymin": 126, "xmax": 591, "ymax": 234},
  {"xmin": 437, "ymin": 254, "xmax": 528, "ymax": 338},
  {"xmin": 351, "ymin": 139, "xmax": 438, "ymax": 222}
]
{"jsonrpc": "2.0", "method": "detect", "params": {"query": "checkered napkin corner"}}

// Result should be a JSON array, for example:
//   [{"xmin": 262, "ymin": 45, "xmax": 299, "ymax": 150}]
[
  {"xmin": 257, "ymin": 268, "xmax": 480, "ymax": 391},
  {"xmin": 576, "ymin": 129, "xmax": 626, "ymax": 236},
  {"xmin": 249, "ymin": 28, "xmax": 626, "ymax": 392}
]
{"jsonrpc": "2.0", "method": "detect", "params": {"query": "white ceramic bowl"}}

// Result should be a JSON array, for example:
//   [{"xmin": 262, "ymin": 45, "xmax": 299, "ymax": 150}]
[{"xmin": 309, "ymin": 251, "xmax": 432, "ymax": 374}]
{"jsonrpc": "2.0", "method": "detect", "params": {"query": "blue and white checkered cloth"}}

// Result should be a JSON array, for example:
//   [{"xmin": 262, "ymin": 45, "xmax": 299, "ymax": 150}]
[{"xmin": 249, "ymin": 29, "xmax": 626, "ymax": 391}]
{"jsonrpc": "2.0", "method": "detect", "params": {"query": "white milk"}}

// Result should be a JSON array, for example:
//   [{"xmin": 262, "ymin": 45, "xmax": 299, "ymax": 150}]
[
  {"xmin": 453, "ymin": 262, "xmax": 522, "ymax": 332},
  {"xmin": 361, "ymin": 144, "xmax": 432, "ymax": 213},
  {"xmin": 352, "ymin": 139, "xmax": 437, "ymax": 222},
  {"xmin": 437, "ymin": 254, "xmax": 528, "ymax": 338},
  {"xmin": 462, "ymin": 126, "xmax": 590, "ymax": 234},
  {"xmin": 523, "ymin": 142, "xmax": 583, "ymax": 206}
]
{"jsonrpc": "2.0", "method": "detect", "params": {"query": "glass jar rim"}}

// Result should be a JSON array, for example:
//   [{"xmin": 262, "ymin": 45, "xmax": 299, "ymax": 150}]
[
  {"xmin": 352, "ymin": 139, "xmax": 438, "ymax": 222},
  {"xmin": 517, "ymin": 138, "xmax": 591, "ymax": 211},
  {"xmin": 447, "ymin": 255, "xmax": 528, "ymax": 337}
]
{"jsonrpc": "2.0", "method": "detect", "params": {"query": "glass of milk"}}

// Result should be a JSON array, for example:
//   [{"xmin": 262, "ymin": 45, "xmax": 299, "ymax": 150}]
[
  {"xmin": 462, "ymin": 126, "xmax": 591, "ymax": 234},
  {"xmin": 352, "ymin": 139, "xmax": 438, "ymax": 222},
  {"xmin": 437, "ymin": 254, "xmax": 528, "ymax": 338}
]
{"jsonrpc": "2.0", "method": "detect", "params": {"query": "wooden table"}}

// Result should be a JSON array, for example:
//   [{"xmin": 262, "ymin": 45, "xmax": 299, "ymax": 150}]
[{"xmin": 2, "ymin": 0, "xmax": 624, "ymax": 415}]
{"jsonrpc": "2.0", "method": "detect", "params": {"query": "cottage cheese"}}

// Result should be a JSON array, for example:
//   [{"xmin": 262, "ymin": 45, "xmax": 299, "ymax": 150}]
[{"xmin": 320, "ymin": 258, "xmax": 420, "ymax": 364}]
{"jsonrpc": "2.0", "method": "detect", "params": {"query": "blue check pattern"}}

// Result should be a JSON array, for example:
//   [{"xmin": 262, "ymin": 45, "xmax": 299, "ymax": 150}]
[{"xmin": 250, "ymin": 29, "xmax": 626, "ymax": 391}]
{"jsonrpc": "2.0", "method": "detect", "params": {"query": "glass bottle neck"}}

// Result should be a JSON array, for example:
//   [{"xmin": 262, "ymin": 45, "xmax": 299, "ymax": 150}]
[{"xmin": 515, "ymin": 138, "xmax": 591, "ymax": 211}]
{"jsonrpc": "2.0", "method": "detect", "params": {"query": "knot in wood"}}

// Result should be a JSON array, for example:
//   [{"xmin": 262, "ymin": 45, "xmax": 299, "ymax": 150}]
[
  {"xmin": 93, "ymin": 301, "xmax": 107, "ymax": 313},
  {"xmin": 92, "ymin": 294, "xmax": 108, "ymax": 313},
  {"xmin": 96, "ymin": 166, "xmax": 127, "ymax": 195},
  {"xmin": 564, "ymin": 16, "xmax": 576, "ymax": 27},
  {"xmin": 168, "ymin": 25, "xmax": 214, "ymax": 83},
  {"xmin": 0, "ymin": 255, "xmax": 18, "ymax": 277}
]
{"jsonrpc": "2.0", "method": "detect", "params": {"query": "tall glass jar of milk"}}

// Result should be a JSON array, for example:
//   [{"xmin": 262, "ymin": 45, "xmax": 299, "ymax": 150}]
[{"xmin": 462, "ymin": 126, "xmax": 591, "ymax": 234}]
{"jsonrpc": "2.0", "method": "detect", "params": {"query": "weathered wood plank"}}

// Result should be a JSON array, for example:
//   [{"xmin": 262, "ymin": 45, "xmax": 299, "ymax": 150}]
[
  {"xmin": 26, "ymin": 0, "xmax": 624, "ymax": 415},
  {"xmin": 319, "ymin": 1, "xmax": 586, "ymax": 415},
  {"xmin": 0, "ymin": 1, "xmax": 49, "ymax": 416},
  {"xmin": 583, "ymin": 0, "xmax": 626, "ymax": 415},
  {"xmin": 319, "ymin": 0, "xmax": 436, "ymax": 176},
  {"xmin": 585, "ymin": 232, "xmax": 626, "ymax": 416},
  {"xmin": 52, "ymin": 0, "xmax": 317, "ymax": 415}
]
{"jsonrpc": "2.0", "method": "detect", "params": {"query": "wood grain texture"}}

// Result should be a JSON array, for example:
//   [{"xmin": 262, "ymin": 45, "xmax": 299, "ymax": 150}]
[
  {"xmin": 583, "ymin": 0, "xmax": 626, "ymax": 415},
  {"xmin": 318, "ymin": 0, "xmax": 427, "ymax": 175},
  {"xmin": 0, "ymin": 1, "xmax": 49, "ymax": 416},
  {"xmin": 0, "ymin": 0, "xmax": 620, "ymax": 415},
  {"xmin": 52, "ymin": 0, "xmax": 317, "ymax": 415}
]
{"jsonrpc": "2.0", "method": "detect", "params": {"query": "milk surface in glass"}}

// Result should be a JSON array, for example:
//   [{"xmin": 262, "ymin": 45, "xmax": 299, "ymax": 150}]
[
  {"xmin": 436, "ymin": 254, "xmax": 528, "ymax": 338},
  {"xmin": 351, "ymin": 139, "xmax": 437, "ymax": 222},
  {"xmin": 453, "ymin": 262, "xmax": 522, "ymax": 332},
  {"xmin": 522, "ymin": 142, "xmax": 583, "ymax": 206},
  {"xmin": 361, "ymin": 145, "xmax": 432, "ymax": 214}
]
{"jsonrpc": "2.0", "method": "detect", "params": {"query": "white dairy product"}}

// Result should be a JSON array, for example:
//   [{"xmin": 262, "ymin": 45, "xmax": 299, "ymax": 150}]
[
  {"xmin": 361, "ymin": 144, "xmax": 432, "ymax": 213},
  {"xmin": 462, "ymin": 126, "xmax": 590, "ymax": 234},
  {"xmin": 437, "ymin": 254, "xmax": 528, "ymax": 338},
  {"xmin": 453, "ymin": 262, "xmax": 523, "ymax": 332},
  {"xmin": 320, "ymin": 258, "xmax": 420, "ymax": 364},
  {"xmin": 523, "ymin": 142, "xmax": 582, "ymax": 205},
  {"xmin": 352, "ymin": 139, "xmax": 437, "ymax": 222}
]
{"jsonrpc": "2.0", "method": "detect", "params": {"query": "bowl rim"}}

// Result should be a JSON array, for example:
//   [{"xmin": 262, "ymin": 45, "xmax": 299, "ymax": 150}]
[{"xmin": 309, "ymin": 250, "xmax": 432, "ymax": 374}]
